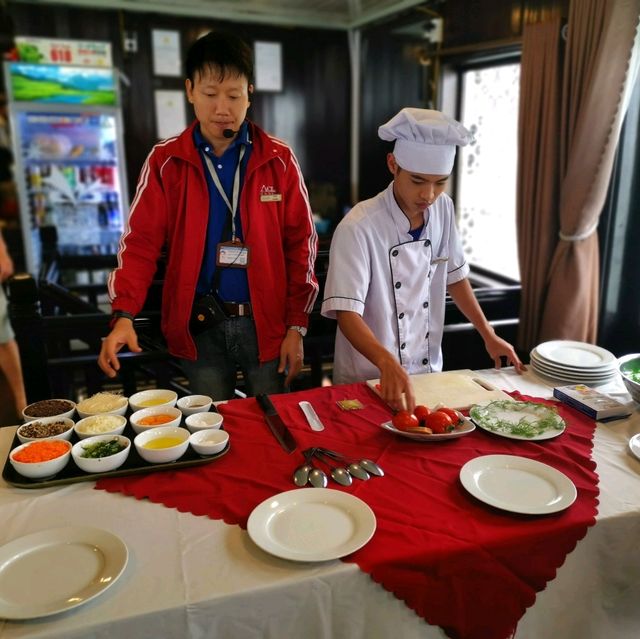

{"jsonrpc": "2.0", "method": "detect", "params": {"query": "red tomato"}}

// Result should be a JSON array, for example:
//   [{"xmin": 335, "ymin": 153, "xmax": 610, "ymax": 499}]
[
  {"xmin": 413, "ymin": 405, "xmax": 431, "ymax": 424},
  {"xmin": 424, "ymin": 411, "xmax": 454, "ymax": 434},
  {"xmin": 436, "ymin": 407, "xmax": 461, "ymax": 425},
  {"xmin": 392, "ymin": 410, "xmax": 420, "ymax": 432}
]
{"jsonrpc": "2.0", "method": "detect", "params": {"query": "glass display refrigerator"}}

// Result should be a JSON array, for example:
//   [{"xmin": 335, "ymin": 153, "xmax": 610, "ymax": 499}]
[{"xmin": 4, "ymin": 62, "xmax": 128, "ymax": 275}]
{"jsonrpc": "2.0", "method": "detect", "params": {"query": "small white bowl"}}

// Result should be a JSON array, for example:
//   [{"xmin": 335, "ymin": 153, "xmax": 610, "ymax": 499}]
[
  {"xmin": 71, "ymin": 435, "xmax": 131, "ymax": 473},
  {"xmin": 185, "ymin": 412, "xmax": 224, "ymax": 433},
  {"xmin": 9, "ymin": 440, "xmax": 72, "ymax": 479},
  {"xmin": 134, "ymin": 426, "xmax": 190, "ymax": 464},
  {"xmin": 129, "ymin": 389, "xmax": 178, "ymax": 412},
  {"xmin": 74, "ymin": 414, "xmax": 127, "ymax": 440},
  {"xmin": 76, "ymin": 393, "xmax": 128, "ymax": 419},
  {"xmin": 129, "ymin": 406, "xmax": 182, "ymax": 435},
  {"xmin": 177, "ymin": 394, "xmax": 213, "ymax": 416},
  {"xmin": 17, "ymin": 417, "xmax": 75, "ymax": 445},
  {"xmin": 189, "ymin": 429, "xmax": 229, "ymax": 456},
  {"xmin": 22, "ymin": 399, "xmax": 75, "ymax": 422}
]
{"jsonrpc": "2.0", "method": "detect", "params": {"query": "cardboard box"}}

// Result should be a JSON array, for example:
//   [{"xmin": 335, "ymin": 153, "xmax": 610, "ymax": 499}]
[{"xmin": 553, "ymin": 384, "xmax": 632, "ymax": 421}]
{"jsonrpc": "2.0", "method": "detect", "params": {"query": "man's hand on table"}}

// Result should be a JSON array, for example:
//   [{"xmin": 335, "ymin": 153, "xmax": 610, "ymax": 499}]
[
  {"xmin": 279, "ymin": 329, "xmax": 304, "ymax": 387},
  {"xmin": 483, "ymin": 333, "xmax": 527, "ymax": 373},
  {"xmin": 98, "ymin": 318, "xmax": 142, "ymax": 378}
]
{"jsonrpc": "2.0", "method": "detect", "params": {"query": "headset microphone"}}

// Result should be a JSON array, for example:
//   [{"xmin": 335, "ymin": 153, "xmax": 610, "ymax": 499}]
[{"xmin": 222, "ymin": 128, "xmax": 236, "ymax": 139}]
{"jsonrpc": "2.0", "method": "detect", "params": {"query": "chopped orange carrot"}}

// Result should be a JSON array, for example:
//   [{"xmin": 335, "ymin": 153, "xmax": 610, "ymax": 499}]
[
  {"xmin": 13, "ymin": 440, "xmax": 70, "ymax": 463},
  {"xmin": 138, "ymin": 414, "xmax": 175, "ymax": 426}
]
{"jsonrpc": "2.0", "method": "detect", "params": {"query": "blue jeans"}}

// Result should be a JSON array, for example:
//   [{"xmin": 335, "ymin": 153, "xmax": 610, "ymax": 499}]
[{"xmin": 180, "ymin": 317, "xmax": 285, "ymax": 401}]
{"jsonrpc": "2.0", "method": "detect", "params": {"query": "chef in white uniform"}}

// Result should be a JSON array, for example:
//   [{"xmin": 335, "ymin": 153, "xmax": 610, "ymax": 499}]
[{"xmin": 321, "ymin": 108, "xmax": 524, "ymax": 410}]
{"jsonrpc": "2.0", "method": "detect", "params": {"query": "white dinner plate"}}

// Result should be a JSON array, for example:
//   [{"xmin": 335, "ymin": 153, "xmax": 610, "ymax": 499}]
[
  {"xmin": 530, "ymin": 351, "xmax": 617, "ymax": 377},
  {"xmin": 0, "ymin": 526, "xmax": 128, "ymax": 620},
  {"xmin": 470, "ymin": 400, "xmax": 566, "ymax": 441},
  {"xmin": 530, "ymin": 364, "xmax": 617, "ymax": 386},
  {"xmin": 535, "ymin": 340, "xmax": 616, "ymax": 369},
  {"xmin": 247, "ymin": 488, "xmax": 376, "ymax": 562},
  {"xmin": 530, "ymin": 351, "xmax": 617, "ymax": 379},
  {"xmin": 459, "ymin": 454, "xmax": 577, "ymax": 514},
  {"xmin": 530, "ymin": 362, "xmax": 617, "ymax": 385},
  {"xmin": 629, "ymin": 434, "xmax": 640, "ymax": 462},
  {"xmin": 380, "ymin": 417, "xmax": 476, "ymax": 441}
]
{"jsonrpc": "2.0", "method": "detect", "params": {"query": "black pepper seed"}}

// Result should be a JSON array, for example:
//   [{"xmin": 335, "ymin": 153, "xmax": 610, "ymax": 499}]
[{"xmin": 23, "ymin": 400, "xmax": 74, "ymax": 418}]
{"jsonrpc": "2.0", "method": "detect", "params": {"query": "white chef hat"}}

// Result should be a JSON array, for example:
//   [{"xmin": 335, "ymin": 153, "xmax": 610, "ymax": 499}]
[{"xmin": 378, "ymin": 108, "xmax": 474, "ymax": 175}]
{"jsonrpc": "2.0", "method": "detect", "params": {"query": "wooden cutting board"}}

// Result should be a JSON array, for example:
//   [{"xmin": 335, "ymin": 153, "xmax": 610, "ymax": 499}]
[{"xmin": 366, "ymin": 369, "xmax": 511, "ymax": 410}]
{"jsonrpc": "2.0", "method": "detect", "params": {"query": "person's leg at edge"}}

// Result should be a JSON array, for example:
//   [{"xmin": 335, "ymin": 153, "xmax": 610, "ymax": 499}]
[
  {"xmin": 230, "ymin": 317, "xmax": 285, "ymax": 397},
  {"xmin": 0, "ymin": 286, "xmax": 26, "ymax": 416},
  {"xmin": 0, "ymin": 339, "xmax": 27, "ymax": 416},
  {"xmin": 180, "ymin": 322, "xmax": 237, "ymax": 400}
]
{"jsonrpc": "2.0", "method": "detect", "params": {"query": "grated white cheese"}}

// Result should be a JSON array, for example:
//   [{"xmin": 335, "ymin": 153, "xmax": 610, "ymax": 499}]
[{"xmin": 77, "ymin": 414, "xmax": 124, "ymax": 434}]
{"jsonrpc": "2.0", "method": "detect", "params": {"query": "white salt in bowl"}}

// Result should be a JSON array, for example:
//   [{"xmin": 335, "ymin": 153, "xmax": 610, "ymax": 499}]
[
  {"xmin": 185, "ymin": 411, "xmax": 224, "ymax": 433},
  {"xmin": 189, "ymin": 429, "xmax": 229, "ymax": 456}
]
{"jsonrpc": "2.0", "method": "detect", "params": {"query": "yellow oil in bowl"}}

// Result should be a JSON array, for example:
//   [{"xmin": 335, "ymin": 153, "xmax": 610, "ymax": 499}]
[
  {"xmin": 143, "ymin": 437, "xmax": 184, "ymax": 450},
  {"xmin": 138, "ymin": 397, "xmax": 173, "ymax": 407}
]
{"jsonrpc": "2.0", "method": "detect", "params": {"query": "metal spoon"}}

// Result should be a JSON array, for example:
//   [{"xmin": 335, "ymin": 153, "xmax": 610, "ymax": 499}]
[
  {"xmin": 358, "ymin": 459, "xmax": 384, "ymax": 477},
  {"xmin": 308, "ymin": 465, "xmax": 328, "ymax": 488},
  {"xmin": 344, "ymin": 461, "xmax": 370, "ymax": 481},
  {"xmin": 293, "ymin": 449, "xmax": 316, "ymax": 487},
  {"xmin": 315, "ymin": 449, "xmax": 370, "ymax": 481},
  {"xmin": 313, "ymin": 451, "xmax": 353, "ymax": 486},
  {"xmin": 318, "ymin": 447, "xmax": 385, "ymax": 477}
]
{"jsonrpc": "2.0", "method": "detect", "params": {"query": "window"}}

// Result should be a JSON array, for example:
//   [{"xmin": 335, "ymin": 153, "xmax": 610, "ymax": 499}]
[{"xmin": 454, "ymin": 61, "xmax": 521, "ymax": 282}]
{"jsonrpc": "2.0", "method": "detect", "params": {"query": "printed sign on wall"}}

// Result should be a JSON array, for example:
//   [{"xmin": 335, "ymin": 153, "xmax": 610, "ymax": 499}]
[{"xmin": 15, "ymin": 37, "xmax": 113, "ymax": 67}]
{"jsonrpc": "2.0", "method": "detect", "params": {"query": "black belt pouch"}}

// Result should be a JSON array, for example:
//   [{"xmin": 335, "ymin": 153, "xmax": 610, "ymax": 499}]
[{"xmin": 190, "ymin": 294, "xmax": 227, "ymax": 335}]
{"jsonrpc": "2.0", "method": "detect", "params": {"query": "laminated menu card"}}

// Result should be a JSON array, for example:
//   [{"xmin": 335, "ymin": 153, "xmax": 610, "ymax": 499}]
[{"xmin": 553, "ymin": 384, "xmax": 632, "ymax": 421}]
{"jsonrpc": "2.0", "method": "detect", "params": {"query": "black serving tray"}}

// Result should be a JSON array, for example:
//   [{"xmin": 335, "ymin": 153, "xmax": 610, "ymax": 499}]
[{"xmin": 2, "ymin": 416, "xmax": 230, "ymax": 489}]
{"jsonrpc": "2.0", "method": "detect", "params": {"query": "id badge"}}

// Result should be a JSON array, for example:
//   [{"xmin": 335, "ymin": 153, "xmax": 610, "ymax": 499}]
[{"xmin": 216, "ymin": 241, "xmax": 250, "ymax": 268}]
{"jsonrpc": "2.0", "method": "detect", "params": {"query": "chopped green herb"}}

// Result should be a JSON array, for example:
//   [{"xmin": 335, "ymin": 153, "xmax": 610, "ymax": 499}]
[
  {"xmin": 81, "ymin": 438, "xmax": 125, "ymax": 458},
  {"xmin": 470, "ymin": 400, "xmax": 565, "ymax": 438}
]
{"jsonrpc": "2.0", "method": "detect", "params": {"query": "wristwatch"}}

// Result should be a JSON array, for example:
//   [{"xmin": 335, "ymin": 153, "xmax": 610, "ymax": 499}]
[
  {"xmin": 288, "ymin": 325, "xmax": 307, "ymax": 337},
  {"xmin": 110, "ymin": 310, "xmax": 135, "ymax": 329}
]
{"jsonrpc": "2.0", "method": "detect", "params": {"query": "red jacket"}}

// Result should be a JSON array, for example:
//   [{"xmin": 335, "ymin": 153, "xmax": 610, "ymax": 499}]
[{"xmin": 108, "ymin": 120, "xmax": 318, "ymax": 361}]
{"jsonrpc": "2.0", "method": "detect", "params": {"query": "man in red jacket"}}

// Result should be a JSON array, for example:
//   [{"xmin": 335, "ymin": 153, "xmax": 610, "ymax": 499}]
[{"xmin": 98, "ymin": 31, "xmax": 318, "ymax": 399}]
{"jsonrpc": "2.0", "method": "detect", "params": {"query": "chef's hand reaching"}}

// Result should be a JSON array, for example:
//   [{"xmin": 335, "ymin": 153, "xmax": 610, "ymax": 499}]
[
  {"xmin": 377, "ymin": 353, "xmax": 416, "ymax": 413},
  {"xmin": 483, "ymin": 332, "xmax": 526, "ymax": 373},
  {"xmin": 335, "ymin": 310, "xmax": 415, "ymax": 412}
]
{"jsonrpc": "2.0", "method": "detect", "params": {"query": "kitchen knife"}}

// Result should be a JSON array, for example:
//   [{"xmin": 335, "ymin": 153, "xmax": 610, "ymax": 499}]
[{"xmin": 255, "ymin": 394, "xmax": 298, "ymax": 453}]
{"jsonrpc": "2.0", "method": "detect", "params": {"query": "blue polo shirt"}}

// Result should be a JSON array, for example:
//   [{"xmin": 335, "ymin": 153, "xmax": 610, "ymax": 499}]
[{"xmin": 194, "ymin": 122, "xmax": 252, "ymax": 302}]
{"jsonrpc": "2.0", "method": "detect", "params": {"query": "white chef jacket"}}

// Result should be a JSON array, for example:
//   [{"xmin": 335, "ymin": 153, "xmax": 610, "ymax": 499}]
[{"xmin": 321, "ymin": 182, "xmax": 469, "ymax": 384}]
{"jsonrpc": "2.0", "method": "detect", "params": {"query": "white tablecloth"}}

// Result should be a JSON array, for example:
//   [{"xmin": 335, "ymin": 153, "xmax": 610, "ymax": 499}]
[{"xmin": 1, "ymin": 369, "xmax": 639, "ymax": 639}]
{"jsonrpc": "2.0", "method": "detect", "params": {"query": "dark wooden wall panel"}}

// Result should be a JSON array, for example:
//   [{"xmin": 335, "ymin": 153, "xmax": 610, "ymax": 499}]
[
  {"xmin": 7, "ymin": 4, "xmax": 351, "ymax": 223},
  {"xmin": 358, "ymin": 21, "xmax": 424, "ymax": 201}
]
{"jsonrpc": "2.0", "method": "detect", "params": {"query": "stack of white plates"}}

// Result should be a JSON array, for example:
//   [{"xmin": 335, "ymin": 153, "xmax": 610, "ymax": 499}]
[{"xmin": 530, "ymin": 340, "xmax": 618, "ymax": 385}]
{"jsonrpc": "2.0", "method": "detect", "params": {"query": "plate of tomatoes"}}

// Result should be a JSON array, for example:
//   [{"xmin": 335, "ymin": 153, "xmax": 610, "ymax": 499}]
[{"xmin": 381, "ymin": 405, "xmax": 475, "ymax": 441}]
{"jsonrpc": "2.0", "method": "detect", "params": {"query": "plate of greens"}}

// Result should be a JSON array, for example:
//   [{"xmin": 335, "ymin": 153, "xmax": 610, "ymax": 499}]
[{"xmin": 469, "ymin": 400, "xmax": 566, "ymax": 441}]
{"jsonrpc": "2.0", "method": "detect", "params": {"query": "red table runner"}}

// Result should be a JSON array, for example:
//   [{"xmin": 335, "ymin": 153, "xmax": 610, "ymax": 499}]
[{"xmin": 96, "ymin": 384, "xmax": 599, "ymax": 639}]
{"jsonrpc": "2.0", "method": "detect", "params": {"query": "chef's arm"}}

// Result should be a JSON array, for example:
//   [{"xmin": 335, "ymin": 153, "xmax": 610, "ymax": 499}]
[
  {"xmin": 336, "ymin": 310, "xmax": 416, "ymax": 411},
  {"xmin": 447, "ymin": 279, "xmax": 526, "ymax": 372}
]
